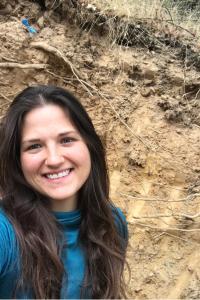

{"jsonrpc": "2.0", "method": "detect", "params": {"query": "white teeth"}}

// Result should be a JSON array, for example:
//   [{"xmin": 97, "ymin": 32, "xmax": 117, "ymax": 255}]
[{"xmin": 46, "ymin": 169, "xmax": 71, "ymax": 179}]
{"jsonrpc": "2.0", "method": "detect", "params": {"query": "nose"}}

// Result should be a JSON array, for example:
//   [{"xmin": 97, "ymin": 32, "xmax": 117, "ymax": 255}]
[{"xmin": 45, "ymin": 147, "xmax": 64, "ymax": 167}]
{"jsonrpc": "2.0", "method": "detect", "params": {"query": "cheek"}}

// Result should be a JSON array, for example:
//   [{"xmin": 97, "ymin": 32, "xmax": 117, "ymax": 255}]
[
  {"xmin": 20, "ymin": 154, "xmax": 41, "ymax": 175},
  {"xmin": 72, "ymin": 144, "xmax": 91, "ymax": 170}
]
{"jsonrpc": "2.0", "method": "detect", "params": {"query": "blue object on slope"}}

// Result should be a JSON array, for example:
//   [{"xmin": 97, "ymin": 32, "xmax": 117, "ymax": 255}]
[{"xmin": 22, "ymin": 18, "xmax": 37, "ymax": 35}]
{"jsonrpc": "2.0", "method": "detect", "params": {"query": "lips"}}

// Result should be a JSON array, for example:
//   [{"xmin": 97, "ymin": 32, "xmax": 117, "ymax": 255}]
[{"xmin": 43, "ymin": 168, "xmax": 73, "ymax": 180}]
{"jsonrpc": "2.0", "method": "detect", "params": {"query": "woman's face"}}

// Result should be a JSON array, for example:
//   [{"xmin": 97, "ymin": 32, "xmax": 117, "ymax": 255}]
[{"xmin": 20, "ymin": 104, "xmax": 91, "ymax": 211}]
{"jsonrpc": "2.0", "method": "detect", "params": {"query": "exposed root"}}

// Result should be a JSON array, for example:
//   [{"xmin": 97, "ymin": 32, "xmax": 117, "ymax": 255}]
[
  {"xmin": 131, "ymin": 222, "xmax": 200, "ymax": 233},
  {"xmin": 120, "ymin": 192, "xmax": 200, "ymax": 203},
  {"xmin": 0, "ymin": 55, "xmax": 17, "ymax": 62},
  {"xmin": 98, "ymin": 90, "xmax": 152, "ymax": 150},
  {"xmin": 46, "ymin": 68, "xmax": 151, "ymax": 149},
  {"xmin": 31, "ymin": 41, "xmax": 93, "ymax": 95},
  {"xmin": 130, "ymin": 212, "xmax": 200, "ymax": 220},
  {"xmin": 31, "ymin": 41, "xmax": 80, "ymax": 76},
  {"xmin": 0, "ymin": 62, "xmax": 48, "ymax": 69},
  {"xmin": 0, "ymin": 92, "xmax": 11, "ymax": 102},
  {"xmin": 153, "ymin": 232, "xmax": 196, "ymax": 244}
]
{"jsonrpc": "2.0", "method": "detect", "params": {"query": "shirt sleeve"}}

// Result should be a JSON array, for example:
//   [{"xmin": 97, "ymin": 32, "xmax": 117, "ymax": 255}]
[{"xmin": 0, "ymin": 210, "xmax": 17, "ymax": 276}]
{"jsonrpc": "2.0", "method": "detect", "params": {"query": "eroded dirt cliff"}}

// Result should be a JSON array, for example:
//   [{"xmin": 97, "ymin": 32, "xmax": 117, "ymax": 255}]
[{"xmin": 0, "ymin": 1, "xmax": 200, "ymax": 298}]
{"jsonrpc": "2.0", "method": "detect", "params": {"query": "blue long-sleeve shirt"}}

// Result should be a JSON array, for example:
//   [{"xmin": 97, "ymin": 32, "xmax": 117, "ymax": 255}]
[{"xmin": 0, "ymin": 207, "xmax": 128, "ymax": 299}]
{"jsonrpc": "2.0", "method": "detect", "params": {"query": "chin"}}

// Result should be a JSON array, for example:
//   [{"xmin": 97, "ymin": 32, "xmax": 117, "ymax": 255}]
[{"xmin": 47, "ymin": 192, "xmax": 77, "ymax": 202}]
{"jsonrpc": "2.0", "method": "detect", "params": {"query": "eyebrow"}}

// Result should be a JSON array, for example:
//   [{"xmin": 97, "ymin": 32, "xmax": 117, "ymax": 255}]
[{"xmin": 21, "ymin": 131, "xmax": 78, "ymax": 145}]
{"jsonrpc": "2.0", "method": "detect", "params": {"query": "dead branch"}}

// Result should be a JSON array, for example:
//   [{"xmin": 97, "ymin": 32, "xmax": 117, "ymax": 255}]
[{"xmin": 0, "ymin": 62, "xmax": 48, "ymax": 69}]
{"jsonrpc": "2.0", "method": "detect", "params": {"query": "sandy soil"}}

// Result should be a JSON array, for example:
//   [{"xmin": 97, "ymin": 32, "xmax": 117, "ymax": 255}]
[{"xmin": 0, "ymin": 1, "xmax": 200, "ymax": 298}]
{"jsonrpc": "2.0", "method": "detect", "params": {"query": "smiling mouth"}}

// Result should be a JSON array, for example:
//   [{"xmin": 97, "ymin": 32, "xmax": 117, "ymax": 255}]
[{"xmin": 44, "ymin": 168, "xmax": 73, "ymax": 180}]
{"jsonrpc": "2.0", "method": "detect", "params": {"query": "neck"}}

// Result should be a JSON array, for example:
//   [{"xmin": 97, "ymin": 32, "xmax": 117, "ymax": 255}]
[{"xmin": 51, "ymin": 196, "xmax": 78, "ymax": 212}]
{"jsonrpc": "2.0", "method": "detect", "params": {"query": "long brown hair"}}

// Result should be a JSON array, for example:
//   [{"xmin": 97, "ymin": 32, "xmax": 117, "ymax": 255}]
[{"xmin": 0, "ymin": 85, "xmax": 128, "ymax": 298}]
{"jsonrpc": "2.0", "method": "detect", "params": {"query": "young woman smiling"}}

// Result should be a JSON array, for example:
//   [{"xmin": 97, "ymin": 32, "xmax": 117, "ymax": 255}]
[{"xmin": 0, "ymin": 85, "xmax": 128, "ymax": 299}]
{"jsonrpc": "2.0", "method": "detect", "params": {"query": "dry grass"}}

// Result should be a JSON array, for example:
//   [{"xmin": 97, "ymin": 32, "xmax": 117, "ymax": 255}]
[
  {"xmin": 91, "ymin": 0, "xmax": 167, "ymax": 19},
  {"xmin": 90, "ymin": 0, "xmax": 200, "ymax": 43}
]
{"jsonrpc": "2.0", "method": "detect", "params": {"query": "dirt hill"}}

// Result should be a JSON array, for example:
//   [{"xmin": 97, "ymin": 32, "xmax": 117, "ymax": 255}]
[{"xmin": 0, "ymin": 1, "xmax": 200, "ymax": 298}]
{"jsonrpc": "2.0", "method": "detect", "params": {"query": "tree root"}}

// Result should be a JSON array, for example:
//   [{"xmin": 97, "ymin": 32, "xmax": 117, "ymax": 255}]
[
  {"xmin": 31, "ymin": 41, "xmax": 81, "ymax": 78},
  {"xmin": 30, "ymin": 41, "xmax": 93, "ymax": 95},
  {"xmin": 0, "ymin": 62, "xmax": 48, "ymax": 69}
]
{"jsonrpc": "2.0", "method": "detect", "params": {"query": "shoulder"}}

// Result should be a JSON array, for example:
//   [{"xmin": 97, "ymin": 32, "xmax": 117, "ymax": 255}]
[
  {"xmin": 0, "ymin": 208, "xmax": 12, "ymax": 229},
  {"xmin": 0, "ymin": 208, "xmax": 18, "ymax": 275},
  {"xmin": 111, "ymin": 206, "xmax": 128, "ymax": 241},
  {"xmin": 0, "ymin": 208, "xmax": 15, "ymax": 233},
  {"xmin": 0, "ymin": 208, "xmax": 17, "ymax": 248}
]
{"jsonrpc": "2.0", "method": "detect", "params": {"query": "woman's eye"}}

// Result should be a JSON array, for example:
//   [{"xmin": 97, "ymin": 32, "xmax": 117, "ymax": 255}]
[
  {"xmin": 61, "ymin": 137, "xmax": 75, "ymax": 144},
  {"xmin": 27, "ymin": 144, "xmax": 41, "ymax": 150}
]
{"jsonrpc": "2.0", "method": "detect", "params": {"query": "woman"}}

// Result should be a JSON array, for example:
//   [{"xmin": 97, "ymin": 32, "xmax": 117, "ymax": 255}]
[{"xmin": 0, "ymin": 85, "xmax": 128, "ymax": 299}]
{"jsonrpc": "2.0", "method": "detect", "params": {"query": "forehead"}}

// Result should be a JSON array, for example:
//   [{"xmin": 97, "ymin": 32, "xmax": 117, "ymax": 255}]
[{"xmin": 21, "ymin": 104, "xmax": 76, "ymax": 138}]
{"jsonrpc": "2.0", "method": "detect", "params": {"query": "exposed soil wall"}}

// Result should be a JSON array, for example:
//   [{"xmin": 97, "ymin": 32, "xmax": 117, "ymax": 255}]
[{"xmin": 0, "ymin": 1, "xmax": 200, "ymax": 298}]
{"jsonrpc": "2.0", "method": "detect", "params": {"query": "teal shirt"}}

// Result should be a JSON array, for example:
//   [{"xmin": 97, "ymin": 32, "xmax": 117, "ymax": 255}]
[{"xmin": 0, "ymin": 207, "xmax": 128, "ymax": 299}]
